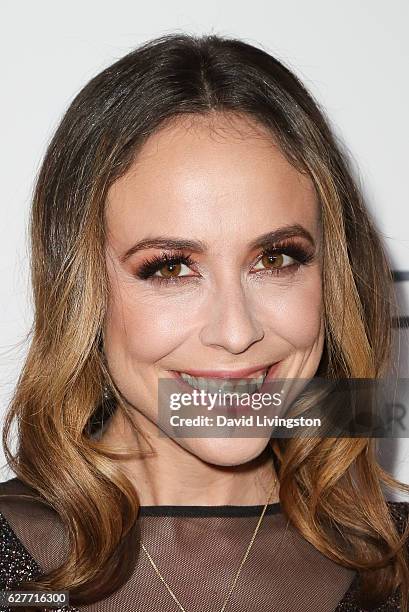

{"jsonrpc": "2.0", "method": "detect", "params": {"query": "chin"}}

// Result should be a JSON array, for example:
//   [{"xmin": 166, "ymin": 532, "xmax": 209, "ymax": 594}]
[{"xmin": 179, "ymin": 436, "xmax": 270, "ymax": 467}]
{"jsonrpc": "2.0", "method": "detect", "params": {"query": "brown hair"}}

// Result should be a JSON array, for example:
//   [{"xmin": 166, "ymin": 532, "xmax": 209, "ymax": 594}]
[{"xmin": 2, "ymin": 32, "xmax": 409, "ymax": 610}]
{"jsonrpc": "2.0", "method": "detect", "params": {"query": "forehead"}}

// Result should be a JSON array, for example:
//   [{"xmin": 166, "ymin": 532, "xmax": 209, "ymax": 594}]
[{"xmin": 105, "ymin": 113, "xmax": 319, "ymax": 249}]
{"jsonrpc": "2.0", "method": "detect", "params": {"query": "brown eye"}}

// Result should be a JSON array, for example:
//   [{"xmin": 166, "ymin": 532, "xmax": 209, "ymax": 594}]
[
  {"xmin": 135, "ymin": 252, "xmax": 197, "ymax": 284},
  {"xmin": 253, "ymin": 252, "xmax": 293, "ymax": 272},
  {"xmin": 154, "ymin": 261, "xmax": 194, "ymax": 278},
  {"xmin": 157, "ymin": 262, "xmax": 182, "ymax": 277},
  {"xmin": 261, "ymin": 253, "xmax": 284, "ymax": 269}
]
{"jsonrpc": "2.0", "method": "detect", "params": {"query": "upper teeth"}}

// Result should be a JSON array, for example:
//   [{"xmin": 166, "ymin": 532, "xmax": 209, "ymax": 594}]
[{"xmin": 178, "ymin": 371, "xmax": 267, "ymax": 395}]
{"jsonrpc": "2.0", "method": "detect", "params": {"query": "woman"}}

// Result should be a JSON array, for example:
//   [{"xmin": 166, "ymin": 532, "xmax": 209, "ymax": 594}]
[{"xmin": 0, "ymin": 32, "xmax": 408, "ymax": 612}]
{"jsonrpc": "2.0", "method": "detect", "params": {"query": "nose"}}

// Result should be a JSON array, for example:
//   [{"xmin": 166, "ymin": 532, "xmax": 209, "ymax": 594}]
[{"xmin": 199, "ymin": 280, "xmax": 265, "ymax": 354}]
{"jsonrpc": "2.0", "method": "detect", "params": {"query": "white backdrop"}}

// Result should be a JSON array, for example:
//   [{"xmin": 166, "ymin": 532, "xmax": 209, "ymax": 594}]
[{"xmin": 1, "ymin": 0, "xmax": 408, "ymax": 496}]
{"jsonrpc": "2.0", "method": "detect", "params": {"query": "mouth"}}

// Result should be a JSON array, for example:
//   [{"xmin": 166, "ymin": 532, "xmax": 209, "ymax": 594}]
[{"xmin": 169, "ymin": 362, "xmax": 281, "ymax": 396}]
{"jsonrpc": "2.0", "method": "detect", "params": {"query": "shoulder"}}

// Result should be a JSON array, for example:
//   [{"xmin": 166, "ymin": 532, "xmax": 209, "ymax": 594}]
[
  {"xmin": 386, "ymin": 500, "xmax": 409, "ymax": 535},
  {"xmin": 0, "ymin": 517, "xmax": 77, "ymax": 612},
  {"xmin": 0, "ymin": 477, "xmax": 77, "ymax": 611},
  {"xmin": 0, "ymin": 511, "xmax": 41, "ymax": 585},
  {"xmin": 0, "ymin": 477, "xmax": 42, "ymax": 588},
  {"xmin": 335, "ymin": 500, "xmax": 409, "ymax": 611},
  {"xmin": 0, "ymin": 476, "xmax": 33, "ymax": 497},
  {"xmin": 0, "ymin": 475, "xmax": 71, "ymax": 564}
]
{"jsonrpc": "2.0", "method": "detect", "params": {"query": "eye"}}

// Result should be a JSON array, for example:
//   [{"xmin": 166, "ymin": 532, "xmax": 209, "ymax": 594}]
[
  {"xmin": 252, "ymin": 251, "xmax": 296, "ymax": 273},
  {"xmin": 134, "ymin": 251, "xmax": 197, "ymax": 285},
  {"xmin": 153, "ymin": 260, "xmax": 192, "ymax": 279},
  {"xmin": 251, "ymin": 243, "xmax": 315, "ymax": 277}
]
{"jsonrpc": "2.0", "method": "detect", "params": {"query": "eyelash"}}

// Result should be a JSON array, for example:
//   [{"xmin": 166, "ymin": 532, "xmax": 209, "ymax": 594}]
[{"xmin": 134, "ymin": 240, "xmax": 315, "ymax": 287}]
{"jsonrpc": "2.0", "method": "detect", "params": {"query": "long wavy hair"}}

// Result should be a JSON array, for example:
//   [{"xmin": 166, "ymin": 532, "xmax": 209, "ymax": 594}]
[{"xmin": 2, "ymin": 32, "xmax": 409, "ymax": 610}]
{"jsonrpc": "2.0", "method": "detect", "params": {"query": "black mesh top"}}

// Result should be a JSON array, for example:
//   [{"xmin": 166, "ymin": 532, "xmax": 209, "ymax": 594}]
[{"xmin": 0, "ymin": 477, "xmax": 408, "ymax": 612}]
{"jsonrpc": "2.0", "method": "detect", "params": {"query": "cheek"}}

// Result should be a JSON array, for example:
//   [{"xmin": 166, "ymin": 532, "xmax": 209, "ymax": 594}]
[
  {"xmin": 258, "ymin": 274, "xmax": 323, "ymax": 349},
  {"xmin": 104, "ymin": 289, "xmax": 197, "ymax": 363}
]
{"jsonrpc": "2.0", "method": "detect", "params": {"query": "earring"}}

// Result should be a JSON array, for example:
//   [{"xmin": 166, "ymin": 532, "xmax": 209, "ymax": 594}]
[{"xmin": 103, "ymin": 384, "xmax": 111, "ymax": 400}]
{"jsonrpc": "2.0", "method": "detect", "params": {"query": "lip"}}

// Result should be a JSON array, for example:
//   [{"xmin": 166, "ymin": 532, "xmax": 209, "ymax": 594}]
[
  {"xmin": 167, "ymin": 362, "xmax": 282, "ymax": 415},
  {"xmin": 169, "ymin": 363, "xmax": 273, "ymax": 379},
  {"xmin": 169, "ymin": 361, "xmax": 282, "ymax": 393},
  {"xmin": 168, "ymin": 361, "xmax": 281, "ymax": 414}
]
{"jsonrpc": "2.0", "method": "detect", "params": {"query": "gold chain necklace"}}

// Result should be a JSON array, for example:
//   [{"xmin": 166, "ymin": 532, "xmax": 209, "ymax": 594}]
[{"xmin": 140, "ymin": 478, "xmax": 280, "ymax": 612}]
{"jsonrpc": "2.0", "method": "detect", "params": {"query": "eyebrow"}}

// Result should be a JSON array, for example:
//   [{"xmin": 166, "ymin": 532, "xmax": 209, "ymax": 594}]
[{"xmin": 119, "ymin": 223, "xmax": 315, "ymax": 263}]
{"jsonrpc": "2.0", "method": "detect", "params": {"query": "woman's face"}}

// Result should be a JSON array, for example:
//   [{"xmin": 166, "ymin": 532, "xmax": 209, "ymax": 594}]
[{"xmin": 103, "ymin": 112, "xmax": 324, "ymax": 466}]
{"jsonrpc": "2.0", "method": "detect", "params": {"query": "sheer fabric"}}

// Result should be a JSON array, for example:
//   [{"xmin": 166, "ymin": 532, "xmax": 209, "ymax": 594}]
[{"xmin": 0, "ymin": 477, "xmax": 363, "ymax": 611}]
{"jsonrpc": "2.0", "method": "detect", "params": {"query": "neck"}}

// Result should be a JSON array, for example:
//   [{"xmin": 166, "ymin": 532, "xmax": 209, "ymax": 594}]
[{"xmin": 97, "ymin": 406, "xmax": 280, "ymax": 506}]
